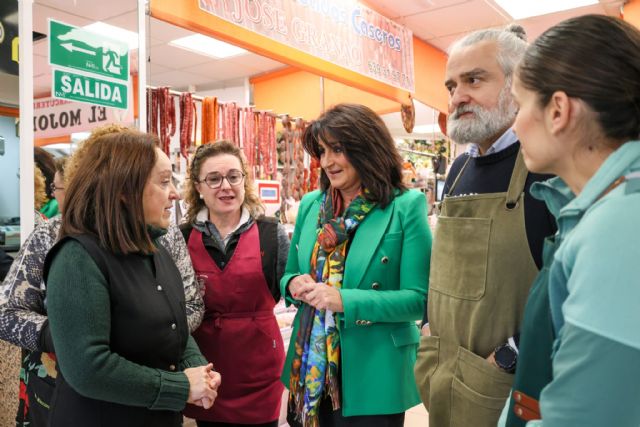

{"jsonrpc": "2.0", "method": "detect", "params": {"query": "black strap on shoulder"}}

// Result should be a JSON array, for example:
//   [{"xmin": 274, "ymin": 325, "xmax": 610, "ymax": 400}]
[{"xmin": 257, "ymin": 216, "xmax": 279, "ymax": 301}]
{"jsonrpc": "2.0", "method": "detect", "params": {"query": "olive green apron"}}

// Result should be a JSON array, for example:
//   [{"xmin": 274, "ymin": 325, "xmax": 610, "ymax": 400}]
[
  {"xmin": 415, "ymin": 150, "xmax": 539, "ymax": 427},
  {"xmin": 504, "ymin": 234, "xmax": 557, "ymax": 426}
]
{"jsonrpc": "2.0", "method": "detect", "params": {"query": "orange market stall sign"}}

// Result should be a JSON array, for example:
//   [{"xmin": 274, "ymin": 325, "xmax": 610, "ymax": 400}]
[{"xmin": 197, "ymin": 0, "xmax": 414, "ymax": 92}]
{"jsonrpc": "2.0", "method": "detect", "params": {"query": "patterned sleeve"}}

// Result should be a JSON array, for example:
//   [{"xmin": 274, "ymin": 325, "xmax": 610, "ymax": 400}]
[
  {"xmin": 276, "ymin": 223, "xmax": 291, "ymax": 285},
  {"xmin": 158, "ymin": 223, "xmax": 203, "ymax": 332},
  {"xmin": 0, "ymin": 217, "xmax": 61, "ymax": 351}
]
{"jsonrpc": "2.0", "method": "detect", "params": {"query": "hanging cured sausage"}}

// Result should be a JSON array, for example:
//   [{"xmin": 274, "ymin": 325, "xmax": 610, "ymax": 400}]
[
  {"xmin": 239, "ymin": 107, "xmax": 256, "ymax": 178},
  {"xmin": 146, "ymin": 87, "xmax": 176, "ymax": 155},
  {"xmin": 179, "ymin": 92, "xmax": 195, "ymax": 160},
  {"xmin": 201, "ymin": 97, "xmax": 218, "ymax": 145},
  {"xmin": 278, "ymin": 116, "xmax": 294, "ymax": 202}
]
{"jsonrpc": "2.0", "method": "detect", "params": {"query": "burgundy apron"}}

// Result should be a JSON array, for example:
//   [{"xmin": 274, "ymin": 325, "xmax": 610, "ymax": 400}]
[{"xmin": 183, "ymin": 224, "xmax": 285, "ymax": 423}]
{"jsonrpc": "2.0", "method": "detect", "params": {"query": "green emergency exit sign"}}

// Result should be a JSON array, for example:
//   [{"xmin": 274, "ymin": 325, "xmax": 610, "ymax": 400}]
[
  {"xmin": 52, "ymin": 69, "xmax": 127, "ymax": 110},
  {"xmin": 49, "ymin": 19, "xmax": 129, "ymax": 82}
]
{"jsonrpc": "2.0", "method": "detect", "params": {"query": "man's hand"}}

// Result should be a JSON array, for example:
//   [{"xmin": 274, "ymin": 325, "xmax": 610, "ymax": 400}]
[
  {"xmin": 421, "ymin": 324, "xmax": 431, "ymax": 336},
  {"xmin": 486, "ymin": 351, "xmax": 499, "ymax": 368}
]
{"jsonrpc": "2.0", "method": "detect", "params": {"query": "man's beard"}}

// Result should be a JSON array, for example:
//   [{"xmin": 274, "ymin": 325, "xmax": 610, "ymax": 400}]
[{"xmin": 447, "ymin": 84, "xmax": 518, "ymax": 146}]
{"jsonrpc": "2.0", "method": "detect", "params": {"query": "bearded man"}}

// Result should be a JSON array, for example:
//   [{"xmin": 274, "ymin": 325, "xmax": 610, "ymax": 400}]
[{"xmin": 414, "ymin": 25, "xmax": 556, "ymax": 427}]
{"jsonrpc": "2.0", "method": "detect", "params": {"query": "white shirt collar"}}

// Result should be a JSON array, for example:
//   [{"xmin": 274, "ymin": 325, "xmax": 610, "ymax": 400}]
[
  {"xmin": 466, "ymin": 128, "xmax": 518, "ymax": 158},
  {"xmin": 196, "ymin": 206, "xmax": 251, "ymax": 244}
]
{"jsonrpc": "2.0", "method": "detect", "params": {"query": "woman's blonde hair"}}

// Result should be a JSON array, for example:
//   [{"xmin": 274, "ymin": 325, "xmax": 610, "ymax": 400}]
[
  {"xmin": 185, "ymin": 141, "xmax": 264, "ymax": 224},
  {"xmin": 34, "ymin": 166, "xmax": 48, "ymax": 210},
  {"xmin": 64, "ymin": 123, "xmax": 131, "ymax": 187}
]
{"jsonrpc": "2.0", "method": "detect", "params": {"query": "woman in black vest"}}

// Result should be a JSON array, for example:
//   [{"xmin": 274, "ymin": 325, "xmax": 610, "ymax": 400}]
[{"xmin": 44, "ymin": 130, "xmax": 220, "ymax": 427}]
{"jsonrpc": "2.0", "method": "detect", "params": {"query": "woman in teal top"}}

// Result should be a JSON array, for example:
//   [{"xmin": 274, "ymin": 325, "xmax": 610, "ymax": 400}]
[{"xmin": 502, "ymin": 14, "xmax": 640, "ymax": 426}]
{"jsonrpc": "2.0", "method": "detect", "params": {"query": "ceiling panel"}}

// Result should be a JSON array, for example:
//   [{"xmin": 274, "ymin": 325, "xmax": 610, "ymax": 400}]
[
  {"xmin": 35, "ymin": 0, "xmax": 135, "ymax": 22},
  {"xmin": 181, "ymin": 61, "xmax": 259, "ymax": 82},
  {"xmin": 366, "ymin": 0, "xmax": 471, "ymax": 20},
  {"xmin": 148, "ymin": 44, "xmax": 212, "ymax": 70},
  {"xmin": 402, "ymin": 0, "xmax": 509, "ymax": 39},
  {"xmin": 33, "ymin": 3, "xmax": 92, "ymax": 34},
  {"xmin": 426, "ymin": 33, "xmax": 465, "ymax": 52},
  {"xmin": 147, "ymin": 63, "xmax": 174, "ymax": 77},
  {"xmin": 227, "ymin": 54, "xmax": 284, "ymax": 72},
  {"xmin": 148, "ymin": 17, "xmax": 195, "ymax": 43},
  {"xmin": 148, "ymin": 70, "xmax": 216, "ymax": 89},
  {"xmin": 101, "ymin": 10, "xmax": 138, "ymax": 33}
]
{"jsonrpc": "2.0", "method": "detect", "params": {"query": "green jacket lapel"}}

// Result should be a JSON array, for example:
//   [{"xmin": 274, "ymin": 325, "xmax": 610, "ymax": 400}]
[
  {"xmin": 297, "ymin": 198, "xmax": 321, "ymax": 274},
  {"xmin": 344, "ymin": 201, "xmax": 395, "ymax": 289}
]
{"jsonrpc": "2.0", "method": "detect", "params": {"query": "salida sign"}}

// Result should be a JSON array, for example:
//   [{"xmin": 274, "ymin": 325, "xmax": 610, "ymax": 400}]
[
  {"xmin": 49, "ymin": 19, "xmax": 129, "ymax": 110},
  {"xmin": 53, "ymin": 69, "xmax": 127, "ymax": 109},
  {"xmin": 34, "ymin": 97, "xmax": 133, "ymax": 139}
]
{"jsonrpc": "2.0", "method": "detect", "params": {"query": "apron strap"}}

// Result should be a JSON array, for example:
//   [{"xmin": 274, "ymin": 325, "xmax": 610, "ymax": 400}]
[
  {"xmin": 505, "ymin": 149, "xmax": 529, "ymax": 209},
  {"xmin": 447, "ymin": 154, "xmax": 472, "ymax": 196}
]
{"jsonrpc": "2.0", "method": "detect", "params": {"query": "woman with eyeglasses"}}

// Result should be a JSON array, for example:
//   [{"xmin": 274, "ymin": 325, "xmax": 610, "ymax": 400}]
[{"xmin": 181, "ymin": 140, "xmax": 290, "ymax": 427}]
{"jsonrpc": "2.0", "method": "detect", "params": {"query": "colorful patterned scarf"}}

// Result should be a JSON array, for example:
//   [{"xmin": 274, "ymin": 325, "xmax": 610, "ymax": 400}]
[{"xmin": 289, "ymin": 188, "xmax": 376, "ymax": 426}]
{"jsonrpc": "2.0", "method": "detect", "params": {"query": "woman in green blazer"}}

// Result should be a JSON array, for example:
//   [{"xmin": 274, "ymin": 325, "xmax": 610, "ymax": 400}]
[{"xmin": 281, "ymin": 103, "xmax": 432, "ymax": 427}]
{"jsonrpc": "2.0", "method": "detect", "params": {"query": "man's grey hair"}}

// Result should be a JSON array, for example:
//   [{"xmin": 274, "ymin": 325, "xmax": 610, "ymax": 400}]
[{"xmin": 448, "ymin": 24, "xmax": 528, "ymax": 78}]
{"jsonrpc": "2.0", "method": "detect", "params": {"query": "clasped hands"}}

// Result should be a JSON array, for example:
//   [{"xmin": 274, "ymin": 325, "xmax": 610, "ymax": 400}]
[
  {"xmin": 288, "ymin": 274, "xmax": 344, "ymax": 313},
  {"xmin": 185, "ymin": 363, "xmax": 221, "ymax": 409}
]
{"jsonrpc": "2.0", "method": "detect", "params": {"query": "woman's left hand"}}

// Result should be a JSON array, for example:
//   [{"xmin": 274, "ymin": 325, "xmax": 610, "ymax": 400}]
[{"xmin": 304, "ymin": 283, "xmax": 344, "ymax": 312}]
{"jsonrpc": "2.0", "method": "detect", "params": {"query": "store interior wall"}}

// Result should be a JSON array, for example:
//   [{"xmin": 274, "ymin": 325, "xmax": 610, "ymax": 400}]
[
  {"xmin": 0, "ymin": 74, "xmax": 19, "ymax": 106},
  {"xmin": 0, "ymin": 115, "xmax": 20, "ymax": 220}
]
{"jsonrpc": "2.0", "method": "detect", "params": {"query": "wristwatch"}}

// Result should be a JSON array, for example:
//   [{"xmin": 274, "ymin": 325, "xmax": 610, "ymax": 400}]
[{"xmin": 494, "ymin": 342, "xmax": 518, "ymax": 373}]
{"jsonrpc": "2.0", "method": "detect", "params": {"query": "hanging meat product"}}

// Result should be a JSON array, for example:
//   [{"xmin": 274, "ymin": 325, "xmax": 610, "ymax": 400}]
[
  {"xmin": 240, "ymin": 107, "xmax": 256, "ymax": 178},
  {"xmin": 179, "ymin": 92, "xmax": 194, "ymax": 160},
  {"xmin": 218, "ymin": 102, "xmax": 239, "ymax": 145},
  {"xmin": 146, "ymin": 87, "xmax": 176, "ymax": 155},
  {"xmin": 309, "ymin": 156, "xmax": 320, "ymax": 192},
  {"xmin": 201, "ymin": 97, "xmax": 218, "ymax": 145},
  {"xmin": 255, "ymin": 112, "xmax": 276, "ymax": 180},
  {"xmin": 278, "ymin": 116, "xmax": 293, "ymax": 204},
  {"xmin": 291, "ymin": 118, "xmax": 306, "ymax": 201}
]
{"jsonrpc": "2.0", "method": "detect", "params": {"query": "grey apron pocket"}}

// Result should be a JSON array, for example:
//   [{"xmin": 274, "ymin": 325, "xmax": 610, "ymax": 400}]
[
  {"xmin": 430, "ymin": 216, "xmax": 492, "ymax": 300},
  {"xmin": 450, "ymin": 346, "xmax": 512, "ymax": 427},
  {"xmin": 414, "ymin": 335, "xmax": 439, "ymax": 410}
]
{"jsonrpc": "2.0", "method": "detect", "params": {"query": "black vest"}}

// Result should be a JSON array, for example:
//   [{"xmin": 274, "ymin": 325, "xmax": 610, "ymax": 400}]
[{"xmin": 44, "ymin": 234, "xmax": 188, "ymax": 427}]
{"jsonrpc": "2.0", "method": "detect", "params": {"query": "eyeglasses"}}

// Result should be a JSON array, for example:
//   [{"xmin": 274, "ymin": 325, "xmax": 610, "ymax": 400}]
[
  {"xmin": 198, "ymin": 170, "xmax": 245, "ymax": 189},
  {"xmin": 50, "ymin": 183, "xmax": 64, "ymax": 192}
]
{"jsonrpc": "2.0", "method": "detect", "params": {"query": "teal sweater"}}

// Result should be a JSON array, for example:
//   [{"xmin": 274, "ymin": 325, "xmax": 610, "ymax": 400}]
[{"xmin": 46, "ymin": 236, "xmax": 207, "ymax": 411}]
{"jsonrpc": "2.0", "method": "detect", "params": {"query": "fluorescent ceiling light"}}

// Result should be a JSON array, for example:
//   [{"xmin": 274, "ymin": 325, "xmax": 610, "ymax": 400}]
[
  {"xmin": 169, "ymin": 34, "xmax": 248, "ymax": 59},
  {"xmin": 83, "ymin": 22, "xmax": 138, "ymax": 50},
  {"xmin": 413, "ymin": 124, "xmax": 442, "ymax": 134},
  {"xmin": 494, "ymin": 0, "xmax": 598, "ymax": 19}
]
